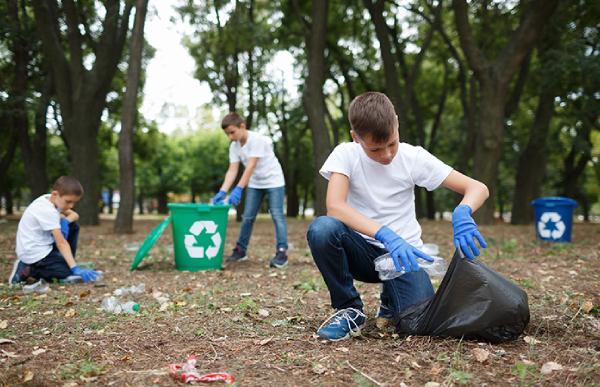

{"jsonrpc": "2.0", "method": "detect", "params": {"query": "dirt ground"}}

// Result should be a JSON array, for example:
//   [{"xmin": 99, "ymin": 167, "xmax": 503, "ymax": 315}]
[{"xmin": 0, "ymin": 215, "xmax": 598, "ymax": 386}]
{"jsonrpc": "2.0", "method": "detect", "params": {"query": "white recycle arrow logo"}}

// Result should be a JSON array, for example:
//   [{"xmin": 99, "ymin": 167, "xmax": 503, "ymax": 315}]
[
  {"xmin": 537, "ymin": 211, "xmax": 566, "ymax": 240},
  {"xmin": 184, "ymin": 221, "xmax": 222, "ymax": 259}
]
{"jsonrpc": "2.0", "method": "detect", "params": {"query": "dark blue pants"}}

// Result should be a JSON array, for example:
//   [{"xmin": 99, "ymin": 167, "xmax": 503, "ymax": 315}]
[
  {"xmin": 29, "ymin": 222, "xmax": 79, "ymax": 282},
  {"xmin": 307, "ymin": 216, "xmax": 434, "ymax": 315}
]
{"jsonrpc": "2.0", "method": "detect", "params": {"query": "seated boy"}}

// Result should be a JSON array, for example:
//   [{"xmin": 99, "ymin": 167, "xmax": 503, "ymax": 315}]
[
  {"xmin": 9, "ymin": 176, "xmax": 100, "ymax": 284},
  {"xmin": 307, "ymin": 92, "xmax": 489, "ymax": 341}
]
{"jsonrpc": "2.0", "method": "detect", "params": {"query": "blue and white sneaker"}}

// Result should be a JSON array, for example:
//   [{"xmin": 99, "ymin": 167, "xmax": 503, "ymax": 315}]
[
  {"xmin": 8, "ymin": 259, "xmax": 30, "ymax": 284},
  {"xmin": 316, "ymin": 308, "xmax": 366, "ymax": 341}
]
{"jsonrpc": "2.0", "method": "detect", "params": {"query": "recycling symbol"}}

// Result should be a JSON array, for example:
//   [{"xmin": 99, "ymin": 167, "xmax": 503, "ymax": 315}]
[
  {"xmin": 537, "ymin": 212, "xmax": 566, "ymax": 240},
  {"xmin": 184, "ymin": 221, "xmax": 222, "ymax": 259}
]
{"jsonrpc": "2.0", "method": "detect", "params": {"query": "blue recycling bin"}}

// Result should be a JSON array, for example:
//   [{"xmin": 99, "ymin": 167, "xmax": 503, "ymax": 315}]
[{"xmin": 531, "ymin": 197, "xmax": 577, "ymax": 242}]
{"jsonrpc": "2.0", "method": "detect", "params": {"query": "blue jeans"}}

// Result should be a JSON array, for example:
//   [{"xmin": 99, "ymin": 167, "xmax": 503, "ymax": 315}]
[
  {"xmin": 236, "ymin": 186, "xmax": 288, "ymax": 251},
  {"xmin": 307, "ymin": 216, "xmax": 434, "ymax": 315},
  {"xmin": 29, "ymin": 221, "xmax": 80, "ymax": 281}
]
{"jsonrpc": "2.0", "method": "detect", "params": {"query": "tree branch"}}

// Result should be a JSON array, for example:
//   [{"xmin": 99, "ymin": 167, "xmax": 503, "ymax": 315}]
[{"xmin": 452, "ymin": 0, "xmax": 488, "ymax": 76}]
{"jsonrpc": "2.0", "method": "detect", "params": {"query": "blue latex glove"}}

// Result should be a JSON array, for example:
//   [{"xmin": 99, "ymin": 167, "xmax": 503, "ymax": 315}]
[
  {"xmin": 228, "ymin": 186, "xmax": 244, "ymax": 206},
  {"xmin": 71, "ymin": 266, "xmax": 99, "ymax": 283},
  {"xmin": 212, "ymin": 190, "xmax": 227, "ymax": 204},
  {"xmin": 374, "ymin": 226, "xmax": 433, "ymax": 272},
  {"xmin": 452, "ymin": 204, "xmax": 488, "ymax": 260},
  {"xmin": 60, "ymin": 218, "xmax": 70, "ymax": 239}
]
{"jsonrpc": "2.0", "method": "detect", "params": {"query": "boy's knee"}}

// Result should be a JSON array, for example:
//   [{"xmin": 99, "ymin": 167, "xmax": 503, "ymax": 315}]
[{"xmin": 307, "ymin": 216, "xmax": 343, "ymax": 246}]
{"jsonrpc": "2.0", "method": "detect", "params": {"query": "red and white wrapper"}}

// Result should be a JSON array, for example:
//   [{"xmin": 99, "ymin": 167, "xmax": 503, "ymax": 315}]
[{"xmin": 169, "ymin": 356, "xmax": 235, "ymax": 384}]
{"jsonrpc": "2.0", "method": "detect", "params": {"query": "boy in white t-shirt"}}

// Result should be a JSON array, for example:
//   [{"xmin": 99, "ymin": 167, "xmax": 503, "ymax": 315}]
[
  {"xmin": 308, "ymin": 92, "xmax": 489, "ymax": 341},
  {"xmin": 9, "ymin": 176, "xmax": 100, "ymax": 284},
  {"xmin": 212, "ymin": 112, "xmax": 289, "ymax": 269}
]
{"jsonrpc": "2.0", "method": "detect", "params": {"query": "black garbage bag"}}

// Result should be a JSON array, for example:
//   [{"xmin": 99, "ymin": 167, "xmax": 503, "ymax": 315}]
[{"xmin": 396, "ymin": 250, "xmax": 530, "ymax": 343}]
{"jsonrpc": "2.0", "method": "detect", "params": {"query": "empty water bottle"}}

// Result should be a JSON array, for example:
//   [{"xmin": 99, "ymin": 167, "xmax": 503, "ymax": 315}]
[
  {"xmin": 374, "ymin": 253, "xmax": 448, "ymax": 281},
  {"xmin": 101, "ymin": 296, "xmax": 140, "ymax": 314},
  {"xmin": 113, "ymin": 283, "xmax": 145, "ymax": 297},
  {"xmin": 23, "ymin": 279, "xmax": 49, "ymax": 294}
]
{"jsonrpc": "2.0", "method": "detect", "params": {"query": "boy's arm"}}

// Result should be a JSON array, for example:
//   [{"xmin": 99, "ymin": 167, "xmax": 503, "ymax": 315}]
[
  {"xmin": 440, "ymin": 170, "xmax": 489, "ymax": 210},
  {"xmin": 219, "ymin": 162, "xmax": 241, "ymax": 192},
  {"xmin": 50, "ymin": 229, "xmax": 77, "ymax": 268},
  {"xmin": 327, "ymin": 172, "xmax": 432, "ymax": 272},
  {"xmin": 235, "ymin": 157, "xmax": 258, "ymax": 188},
  {"xmin": 441, "ymin": 170, "xmax": 489, "ymax": 259},
  {"xmin": 326, "ymin": 172, "xmax": 382, "ymax": 237},
  {"xmin": 61, "ymin": 209, "xmax": 79, "ymax": 223}
]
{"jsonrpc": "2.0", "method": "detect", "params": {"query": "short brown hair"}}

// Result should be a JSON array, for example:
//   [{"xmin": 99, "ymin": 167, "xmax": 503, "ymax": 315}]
[
  {"xmin": 52, "ymin": 176, "xmax": 84, "ymax": 197},
  {"xmin": 221, "ymin": 112, "xmax": 245, "ymax": 129},
  {"xmin": 348, "ymin": 92, "xmax": 398, "ymax": 143}
]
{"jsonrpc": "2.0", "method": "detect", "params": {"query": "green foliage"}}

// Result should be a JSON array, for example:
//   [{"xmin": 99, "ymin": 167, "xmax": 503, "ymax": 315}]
[{"xmin": 60, "ymin": 360, "xmax": 106, "ymax": 380}]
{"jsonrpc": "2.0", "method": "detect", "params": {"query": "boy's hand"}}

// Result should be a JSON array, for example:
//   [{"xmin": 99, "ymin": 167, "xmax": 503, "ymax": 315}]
[
  {"xmin": 374, "ymin": 226, "xmax": 433, "ymax": 272},
  {"xmin": 452, "ymin": 204, "xmax": 488, "ymax": 260},
  {"xmin": 212, "ymin": 190, "xmax": 227, "ymax": 204},
  {"xmin": 71, "ymin": 266, "xmax": 99, "ymax": 283},
  {"xmin": 60, "ymin": 218, "xmax": 70, "ymax": 239},
  {"xmin": 228, "ymin": 186, "xmax": 244, "ymax": 206}
]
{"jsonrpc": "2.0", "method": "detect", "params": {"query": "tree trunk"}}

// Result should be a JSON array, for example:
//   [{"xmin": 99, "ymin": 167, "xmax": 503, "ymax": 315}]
[
  {"xmin": 137, "ymin": 193, "xmax": 144, "ymax": 215},
  {"xmin": 302, "ymin": 0, "xmax": 331, "ymax": 217},
  {"xmin": 32, "ymin": 0, "xmax": 133, "ymax": 225},
  {"xmin": 157, "ymin": 192, "xmax": 168, "ymax": 214},
  {"xmin": 511, "ymin": 90, "xmax": 554, "ymax": 224},
  {"xmin": 452, "ymin": 0, "xmax": 559, "ymax": 224},
  {"xmin": 115, "ymin": 0, "xmax": 148, "ymax": 234}
]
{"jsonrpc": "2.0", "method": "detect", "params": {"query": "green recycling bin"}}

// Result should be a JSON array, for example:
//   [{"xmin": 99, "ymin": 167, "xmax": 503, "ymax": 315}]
[{"xmin": 168, "ymin": 203, "xmax": 230, "ymax": 271}]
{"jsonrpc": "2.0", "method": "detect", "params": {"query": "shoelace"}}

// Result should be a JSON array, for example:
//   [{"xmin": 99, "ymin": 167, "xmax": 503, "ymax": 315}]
[{"xmin": 317, "ymin": 307, "xmax": 366, "ymax": 334}]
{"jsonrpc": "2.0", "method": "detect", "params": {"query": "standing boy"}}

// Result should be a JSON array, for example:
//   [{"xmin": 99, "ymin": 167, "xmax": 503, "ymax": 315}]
[
  {"xmin": 212, "ymin": 112, "xmax": 289, "ymax": 268},
  {"xmin": 9, "ymin": 176, "xmax": 100, "ymax": 284},
  {"xmin": 307, "ymin": 92, "xmax": 489, "ymax": 341}
]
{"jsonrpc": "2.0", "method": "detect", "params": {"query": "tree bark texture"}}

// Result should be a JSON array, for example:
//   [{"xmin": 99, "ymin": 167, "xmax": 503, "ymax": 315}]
[
  {"xmin": 32, "ymin": 0, "xmax": 133, "ymax": 225},
  {"xmin": 115, "ymin": 0, "xmax": 149, "ymax": 234},
  {"xmin": 302, "ymin": 0, "xmax": 331, "ymax": 217},
  {"xmin": 452, "ymin": 0, "xmax": 559, "ymax": 224}
]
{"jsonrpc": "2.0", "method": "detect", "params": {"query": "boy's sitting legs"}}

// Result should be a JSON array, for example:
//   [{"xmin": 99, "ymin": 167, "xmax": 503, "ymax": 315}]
[
  {"xmin": 28, "ymin": 248, "xmax": 73, "ymax": 283},
  {"xmin": 377, "ymin": 270, "xmax": 435, "ymax": 327},
  {"xmin": 307, "ymin": 216, "xmax": 384, "ymax": 340}
]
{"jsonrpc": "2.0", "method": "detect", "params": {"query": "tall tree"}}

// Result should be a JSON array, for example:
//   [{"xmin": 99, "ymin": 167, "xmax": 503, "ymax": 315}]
[
  {"xmin": 6, "ymin": 0, "xmax": 49, "ymax": 198},
  {"xmin": 452, "ymin": 0, "xmax": 558, "ymax": 223},
  {"xmin": 300, "ymin": 0, "xmax": 331, "ymax": 216},
  {"xmin": 32, "ymin": 0, "xmax": 133, "ymax": 224},
  {"xmin": 115, "ymin": 0, "xmax": 149, "ymax": 234}
]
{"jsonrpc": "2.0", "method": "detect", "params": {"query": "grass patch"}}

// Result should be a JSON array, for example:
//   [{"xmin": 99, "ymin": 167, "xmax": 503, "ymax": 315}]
[{"xmin": 60, "ymin": 360, "xmax": 105, "ymax": 380}]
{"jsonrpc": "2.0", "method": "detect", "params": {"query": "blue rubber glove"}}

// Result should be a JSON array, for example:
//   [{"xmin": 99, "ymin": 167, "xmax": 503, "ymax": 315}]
[
  {"xmin": 212, "ymin": 190, "xmax": 227, "ymax": 204},
  {"xmin": 228, "ymin": 186, "xmax": 244, "ymax": 206},
  {"xmin": 71, "ymin": 266, "xmax": 99, "ymax": 283},
  {"xmin": 60, "ymin": 218, "xmax": 70, "ymax": 239},
  {"xmin": 374, "ymin": 226, "xmax": 434, "ymax": 272},
  {"xmin": 452, "ymin": 204, "xmax": 488, "ymax": 260}
]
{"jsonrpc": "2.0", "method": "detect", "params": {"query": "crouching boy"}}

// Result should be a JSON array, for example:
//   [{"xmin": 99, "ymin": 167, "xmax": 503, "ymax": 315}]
[{"xmin": 9, "ymin": 176, "xmax": 100, "ymax": 284}]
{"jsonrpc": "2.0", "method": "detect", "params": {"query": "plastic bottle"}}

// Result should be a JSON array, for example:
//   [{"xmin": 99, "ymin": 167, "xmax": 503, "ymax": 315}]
[
  {"xmin": 374, "ymin": 253, "xmax": 448, "ymax": 281},
  {"xmin": 113, "ymin": 283, "xmax": 145, "ymax": 296},
  {"xmin": 23, "ymin": 279, "xmax": 50, "ymax": 294},
  {"xmin": 60, "ymin": 270, "xmax": 103, "ymax": 284},
  {"xmin": 101, "ymin": 296, "xmax": 140, "ymax": 314}
]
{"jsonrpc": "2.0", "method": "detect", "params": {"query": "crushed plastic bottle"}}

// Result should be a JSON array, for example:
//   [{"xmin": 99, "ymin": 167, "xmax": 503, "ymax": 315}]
[
  {"xmin": 101, "ymin": 296, "xmax": 140, "ymax": 314},
  {"xmin": 169, "ymin": 355, "xmax": 235, "ymax": 384},
  {"xmin": 23, "ymin": 279, "xmax": 50, "ymax": 294},
  {"xmin": 374, "ymin": 253, "xmax": 448, "ymax": 281},
  {"xmin": 421, "ymin": 243, "xmax": 440, "ymax": 256},
  {"xmin": 113, "ymin": 283, "xmax": 145, "ymax": 297},
  {"xmin": 60, "ymin": 270, "xmax": 103, "ymax": 284}
]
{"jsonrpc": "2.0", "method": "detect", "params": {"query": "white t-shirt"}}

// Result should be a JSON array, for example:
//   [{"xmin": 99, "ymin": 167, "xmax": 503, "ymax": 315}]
[
  {"xmin": 16, "ymin": 194, "xmax": 61, "ymax": 264},
  {"xmin": 320, "ymin": 142, "xmax": 453, "ymax": 248},
  {"xmin": 229, "ymin": 131, "xmax": 285, "ymax": 189}
]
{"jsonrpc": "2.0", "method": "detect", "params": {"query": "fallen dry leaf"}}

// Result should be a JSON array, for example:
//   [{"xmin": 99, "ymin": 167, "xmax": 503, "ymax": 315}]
[
  {"xmin": 79, "ymin": 289, "xmax": 91, "ymax": 298},
  {"xmin": 0, "ymin": 320, "xmax": 7, "ymax": 329},
  {"xmin": 335, "ymin": 347, "xmax": 349, "ymax": 353},
  {"xmin": 1, "ymin": 349, "xmax": 19, "ymax": 358},
  {"xmin": 257, "ymin": 309, "xmax": 270, "ymax": 317},
  {"xmin": 65, "ymin": 309, "xmax": 76, "ymax": 318},
  {"xmin": 524, "ymin": 336, "xmax": 541, "ymax": 345},
  {"xmin": 256, "ymin": 337, "xmax": 272, "ymax": 346},
  {"xmin": 312, "ymin": 363, "xmax": 327, "ymax": 375},
  {"xmin": 472, "ymin": 348, "xmax": 490, "ymax": 363},
  {"xmin": 0, "ymin": 339, "xmax": 15, "ymax": 345},
  {"xmin": 32, "ymin": 348, "xmax": 47, "ymax": 356},
  {"xmin": 541, "ymin": 361, "xmax": 563, "ymax": 375},
  {"xmin": 23, "ymin": 370, "xmax": 34, "ymax": 382},
  {"xmin": 582, "ymin": 301, "xmax": 594, "ymax": 314}
]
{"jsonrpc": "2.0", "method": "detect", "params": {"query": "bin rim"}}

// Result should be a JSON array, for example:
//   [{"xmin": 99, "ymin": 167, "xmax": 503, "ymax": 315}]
[
  {"xmin": 530, "ymin": 196, "xmax": 577, "ymax": 207},
  {"xmin": 129, "ymin": 215, "xmax": 171, "ymax": 271},
  {"xmin": 167, "ymin": 203, "xmax": 231, "ymax": 210}
]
